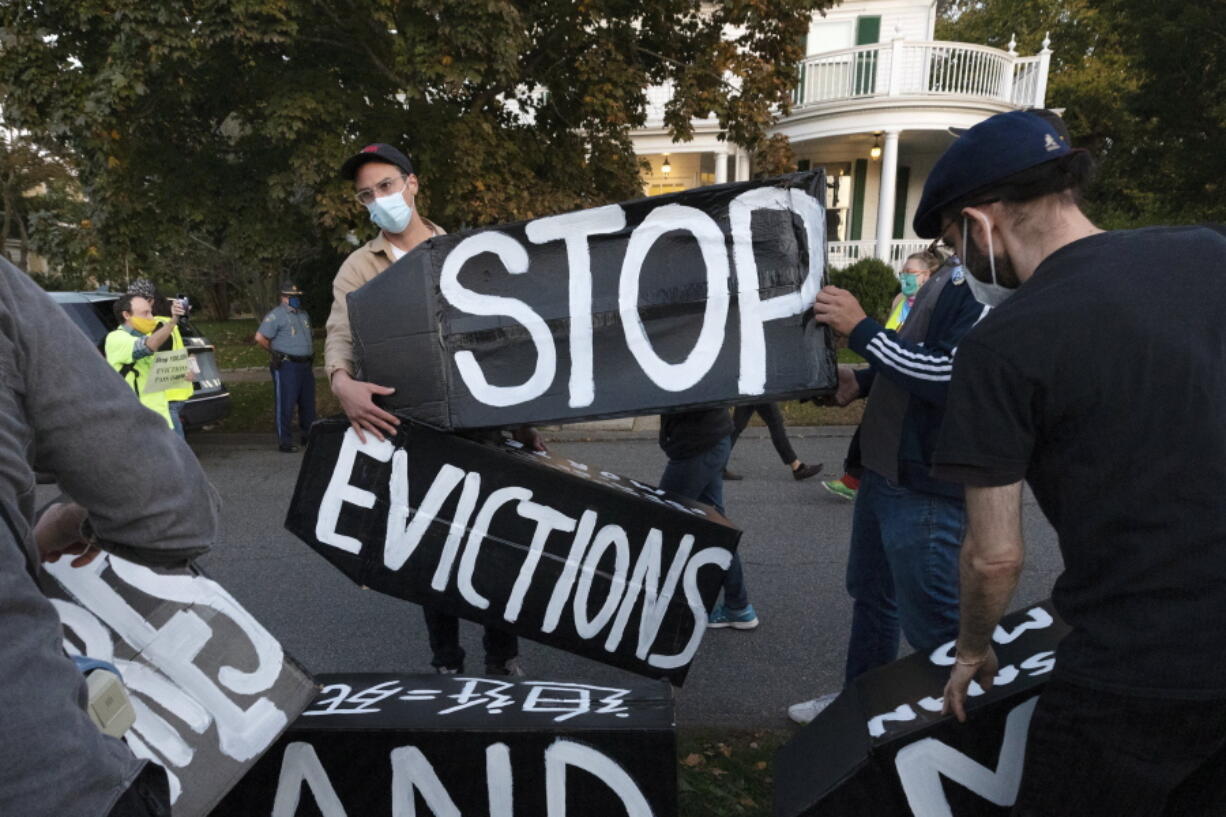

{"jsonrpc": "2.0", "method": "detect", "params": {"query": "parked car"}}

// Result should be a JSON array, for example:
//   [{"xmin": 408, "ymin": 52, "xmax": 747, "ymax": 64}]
[{"xmin": 50, "ymin": 289, "xmax": 232, "ymax": 430}]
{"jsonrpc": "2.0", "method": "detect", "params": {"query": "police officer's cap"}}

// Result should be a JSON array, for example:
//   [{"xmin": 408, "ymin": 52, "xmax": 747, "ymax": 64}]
[{"xmin": 280, "ymin": 281, "xmax": 304, "ymax": 296}]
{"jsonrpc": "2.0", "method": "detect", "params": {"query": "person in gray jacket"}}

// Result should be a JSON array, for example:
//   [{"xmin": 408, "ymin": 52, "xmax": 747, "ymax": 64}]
[{"xmin": 0, "ymin": 256, "xmax": 220, "ymax": 817}]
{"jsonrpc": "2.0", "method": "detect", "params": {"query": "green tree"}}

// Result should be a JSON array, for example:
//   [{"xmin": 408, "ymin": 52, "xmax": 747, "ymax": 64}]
[
  {"xmin": 0, "ymin": 0, "xmax": 832, "ymax": 315},
  {"xmin": 0, "ymin": 128, "xmax": 74, "ymax": 271},
  {"xmin": 938, "ymin": 0, "xmax": 1222, "ymax": 225}
]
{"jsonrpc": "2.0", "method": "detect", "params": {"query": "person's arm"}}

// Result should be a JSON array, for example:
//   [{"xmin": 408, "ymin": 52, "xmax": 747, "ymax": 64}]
[
  {"xmin": 824, "ymin": 285, "xmax": 988, "ymax": 406},
  {"xmin": 255, "ymin": 310, "xmax": 278, "ymax": 352},
  {"xmin": 325, "ymin": 261, "xmax": 400, "ymax": 442},
  {"xmin": 143, "ymin": 300, "xmax": 185, "ymax": 353},
  {"xmin": 6, "ymin": 265, "xmax": 218, "ymax": 565},
  {"xmin": 254, "ymin": 333, "xmax": 272, "ymax": 351},
  {"xmin": 942, "ymin": 481, "xmax": 1025, "ymax": 722}
]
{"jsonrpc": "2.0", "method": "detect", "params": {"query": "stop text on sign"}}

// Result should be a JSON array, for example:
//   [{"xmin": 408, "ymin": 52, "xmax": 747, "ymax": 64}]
[{"xmin": 439, "ymin": 186, "xmax": 825, "ymax": 410}]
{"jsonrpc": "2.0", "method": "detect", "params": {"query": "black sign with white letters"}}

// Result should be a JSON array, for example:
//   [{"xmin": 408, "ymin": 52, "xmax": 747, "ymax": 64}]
[
  {"xmin": 348, "ymin": 172, "xmax": 836, "ymax": 430},
  {"xmin": 213, "ymin": 672, "xmax": 676, "ymax": 817},
  {"xmin": 285, "ymin": 418, "xmax": 741, "ymax": 685}
]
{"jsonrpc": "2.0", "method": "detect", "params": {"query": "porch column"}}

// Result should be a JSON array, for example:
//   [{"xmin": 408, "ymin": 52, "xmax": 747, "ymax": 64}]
[
  {"xmin": 874, "ymin": 129, "xmax": 901, "ymax": 262},
  {"xmin": 735, "ymin": 149, "xmax": 750, "ymax": 182},
  {"xmin": 714, "ymin": 148, "xmax": 728, "ymax": 184}
]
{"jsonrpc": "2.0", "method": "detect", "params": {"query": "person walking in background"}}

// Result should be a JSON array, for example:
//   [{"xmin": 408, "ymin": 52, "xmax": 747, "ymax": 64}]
[
  {"xmin": 104, "ymin": 292, "xmax": 186, "ymax": 432},
  {"xmin": 658, "ymin": 408, "xmax": 759, "ymax": 631},
  {"xmin": 255, "ymin": 281, "xmax": 316, "ymax": 453},
  {"xmin": 821, "ymin": 250, "xmax": 944, "ymax": 501},
  {"xmin": 724, "ymin": 403, "xmax": 822, "ymax": 482}
]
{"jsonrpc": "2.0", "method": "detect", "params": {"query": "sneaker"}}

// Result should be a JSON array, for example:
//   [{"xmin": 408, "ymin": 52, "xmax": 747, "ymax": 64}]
[
  {"xmin": 821, "ymin": 478, "xmax": 856, "ymax": 501},
  {"xmin": 278, "ymin": 443, "xmax": 299, "ymax": 453},
  {"xmin": 792, "ymin": 462, "xmax": 824, "ymax": 481},
  {"xmin": 788, "ymin": 692, "xmax": 839, "ymax": 725},
  {"xmin": 485, "ymin": 658, "xmax": 526, "ymax": 677},
  {"xmin": 722, "ymin": 468, "xmax": 744, "ymax": 481},
  {"xmin": 707, "ymin": 603, "xmax": 759, "ymax": 630},
  {"xmin": 435, "ymin": 666, "xmax": 461, "ymax": 675}
]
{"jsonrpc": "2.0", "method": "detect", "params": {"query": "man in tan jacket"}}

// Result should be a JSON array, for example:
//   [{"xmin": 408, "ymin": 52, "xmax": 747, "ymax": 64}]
[
  {"xmin": 326, "ymin": 143, "xmax": 446, "ymax": 441},
  {"xmin": 326, "ymin": 143, "xmax": 526, "ymax": 675}
]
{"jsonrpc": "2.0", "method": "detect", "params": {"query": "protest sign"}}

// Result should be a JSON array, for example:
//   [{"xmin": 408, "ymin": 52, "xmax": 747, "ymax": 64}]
[
  {"xmin": 348, "ymin": 172, "xmax": 836, "ymax": 430},
  {"xmin": 144, "ymin": 348, "xmax": 191, "ymax": 394},
  {"xmin": 46, "ymin": 553, "xmax": 317, "ymax": 817},
  {"xmin": 286, "ymin": 418, "xmax": 741, "ymax": 685},
  {"xmin": 214, "ymin": 672, "xmax": 676, "ymax": 817},
  {"xmin": 775, "ymin": 601, "xmax": 1070, "ymax": 817}
]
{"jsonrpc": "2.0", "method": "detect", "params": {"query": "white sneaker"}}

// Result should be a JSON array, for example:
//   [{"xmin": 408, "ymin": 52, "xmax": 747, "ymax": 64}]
[{"xmin": 788, "ymin": 692, "xmax": 839, "ymax": 725}]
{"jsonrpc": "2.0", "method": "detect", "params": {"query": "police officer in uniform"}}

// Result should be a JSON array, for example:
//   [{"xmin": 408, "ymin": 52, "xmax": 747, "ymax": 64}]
[{"xmin": 255, "ymin": 282, "xmax": 316, "ymax": 452}]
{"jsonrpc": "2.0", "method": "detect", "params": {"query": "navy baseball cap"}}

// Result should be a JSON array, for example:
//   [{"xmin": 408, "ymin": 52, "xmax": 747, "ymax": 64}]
[
  {"xmin": 341, "ymin": 143, "xmax": 414, "ymax": 180},
  {"xmin": 914, "ymin": 110, "xmax": 1071, "ymax": 238}
]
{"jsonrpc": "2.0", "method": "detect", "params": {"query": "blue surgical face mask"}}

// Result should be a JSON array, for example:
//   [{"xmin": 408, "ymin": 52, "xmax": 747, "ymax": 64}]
[
  {"xmin": 366, "ymin": 189, "xmax": 413, "ymax": 234},
  {"xmin": 900, "ymin": 273, "xmax": 920, "ymax": 297},
  {"xmin": 288, "ymin": 296, "xmax": 302, "ymax": 310}
]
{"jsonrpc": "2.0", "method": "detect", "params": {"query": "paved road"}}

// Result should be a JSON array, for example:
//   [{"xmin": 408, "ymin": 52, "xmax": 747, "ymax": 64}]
[{"xmin": 189, "ymin": 427, "xmax": 1060, "ymax": 728}]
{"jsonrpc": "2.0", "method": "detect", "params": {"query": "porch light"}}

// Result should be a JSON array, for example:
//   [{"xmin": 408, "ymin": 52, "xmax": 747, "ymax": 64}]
[
  {"xmin": 661, "ymin": 155, "xmax": 672, "ymax": 175},
  {"xmin": 870, "ymin": 133, "xmax": 882, "ymax": 161}
]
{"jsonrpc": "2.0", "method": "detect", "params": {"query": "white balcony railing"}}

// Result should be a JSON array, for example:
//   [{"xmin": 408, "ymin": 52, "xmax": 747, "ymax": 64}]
[
  {"xmin": 794, "ymin": 39, "xmax": 1051, "ymax": 110},
  {"xmin": 829, "ymin": 240, "xmax": 933, "ymax": 272}
]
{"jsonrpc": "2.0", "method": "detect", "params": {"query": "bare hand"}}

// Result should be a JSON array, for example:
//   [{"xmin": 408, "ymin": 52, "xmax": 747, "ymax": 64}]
[
  {"xmin": 170, "ymin": 300, "xmax": 186, "ymax": 320},
  {"xmin": 35, "ymin": 502, "xmax": 102, "ymax": 568},
  {"xmin": 813, "ymin": 286, "xmax": 868, "ymax": 336},
  {"xmin": 331, "ymin": 371, "xmax": 400, "ymax": 443},
  {"xmin": 513, "ymin": 426, "xmax": 548, "ymax": 453},
  {"xmin": 835, "ymin": 365, "xmax": 861, "ymax": 406},
  {"xmin": 941, "ymin": 646, "xmax": 999, "ymax": 723}
]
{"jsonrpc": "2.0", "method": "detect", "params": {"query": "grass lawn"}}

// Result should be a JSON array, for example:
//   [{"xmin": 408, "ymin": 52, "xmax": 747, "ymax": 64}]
[
  {"xmin": 678, "ymin": 729, "xmax": 789, "ymax": 817},
  {"xmin": 198, "ymin": 378, "xmax": 340, "ymax": 435},
  {"xmin": 192, "ymin": 318, "xmax": 325, "ymax": 370}
]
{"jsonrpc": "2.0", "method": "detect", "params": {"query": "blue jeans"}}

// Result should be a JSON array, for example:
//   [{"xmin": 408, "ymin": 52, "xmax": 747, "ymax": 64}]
[
  {"xmin": 844, "ymin": 469, "xmax": 963, "ymax": 684},
  {"xmin": 168, "ymin": 401, "xmax": 185, "ymax": 439},
  {"xmin": 658, "ymin": 435, "xmax": 748, "ymax": 610}
]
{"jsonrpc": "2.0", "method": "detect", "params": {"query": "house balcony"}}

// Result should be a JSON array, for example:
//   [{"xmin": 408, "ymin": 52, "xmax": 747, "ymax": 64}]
[{"xmin": 793, "ymin": 38, "xmax": 1050, "ymax": 113}]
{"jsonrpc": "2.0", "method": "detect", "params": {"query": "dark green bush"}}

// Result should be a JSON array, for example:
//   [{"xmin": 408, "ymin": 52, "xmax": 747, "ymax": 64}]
[{"xmin": 827, "ymin": 257, "xmax": 899, "ymax": 323}]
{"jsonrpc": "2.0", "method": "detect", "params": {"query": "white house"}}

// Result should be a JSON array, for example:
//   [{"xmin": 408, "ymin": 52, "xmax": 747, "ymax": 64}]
[{"xmin": 631, "ymin": 0, "xmax": 1052, "ymax": 269}]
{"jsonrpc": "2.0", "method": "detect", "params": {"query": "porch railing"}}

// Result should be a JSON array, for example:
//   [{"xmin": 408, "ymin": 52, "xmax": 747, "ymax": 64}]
[
  {"xmin": 829, "ymin": 240, "xmax": 934, "ymax": 273},
  {"xmin": 793, "ymin": 39, "xmax": 1051, "ymax": 111}
]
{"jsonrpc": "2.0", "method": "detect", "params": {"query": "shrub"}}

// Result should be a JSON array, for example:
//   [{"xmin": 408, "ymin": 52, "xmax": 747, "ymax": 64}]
[{"xmin": 827, "ymin": 257, "xmax": 899, "ymax": 323}]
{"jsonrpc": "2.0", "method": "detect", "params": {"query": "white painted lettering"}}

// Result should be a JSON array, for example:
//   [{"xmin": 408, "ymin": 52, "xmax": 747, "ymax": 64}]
[
  {"xmin": 525, "ymin": 205, "xmax": 627, "ymax": 408},
  {"xmin": 441, "ymin": 232, "xmax": 556, "ymax": 407},
  {"xmin": 317, "ymin": 429, "xmax": 394, "ymax": 554},
  {"xmin": 619, "ymin": 204, "xmax": 729, "ymax": 392},
  {"xmin": 458, "ymin": 486, "xmax": 534, "ymax": 609}
]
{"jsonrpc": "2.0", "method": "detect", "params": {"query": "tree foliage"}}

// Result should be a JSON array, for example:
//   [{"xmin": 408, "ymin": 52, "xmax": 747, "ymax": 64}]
[
  {"xmin": 938, "ymin": 0, "xmax": 1224, "ymax": 226},
  {"xmin": 0, "ymin": 0, "xmax": 832, "ymax": 316}
]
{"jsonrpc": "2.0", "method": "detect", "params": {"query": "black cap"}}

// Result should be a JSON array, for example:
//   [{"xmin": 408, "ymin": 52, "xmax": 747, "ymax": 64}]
[
  {"xmin": 340, "ymin": 143, "xmax": 414, "ymax": 181},
  {"xmin": 280, "ymin": 281, "xmax": 304, "ymax": 296},
  {"xmin": 914, "ymin": 110, "xmax": 1072, "ymax": 238}
]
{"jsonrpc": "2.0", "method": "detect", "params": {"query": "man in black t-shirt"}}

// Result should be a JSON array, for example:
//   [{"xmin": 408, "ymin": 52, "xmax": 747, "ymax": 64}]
[{"xmin": 914, "ymin": 110, "xmax": 1226, "ymax": 814}]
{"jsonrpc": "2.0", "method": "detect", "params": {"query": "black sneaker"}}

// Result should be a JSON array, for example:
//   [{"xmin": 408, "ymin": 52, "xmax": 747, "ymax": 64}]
[
  {"xmin": 792, "ymin": 462, "xmax": 823, "ymax": 481},
  {"xmin": 722, "ymin": 468, "xmax": 744, "ymax": 481},
  {"xmin": 278, "ymin": 443, "xmax": 299, "ymax": 453}
]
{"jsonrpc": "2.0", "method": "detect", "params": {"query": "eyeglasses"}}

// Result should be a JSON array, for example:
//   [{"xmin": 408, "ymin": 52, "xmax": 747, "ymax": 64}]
[{"xmin": 354, "ymin": 174, "xmax": 409, "ymax": 206}]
